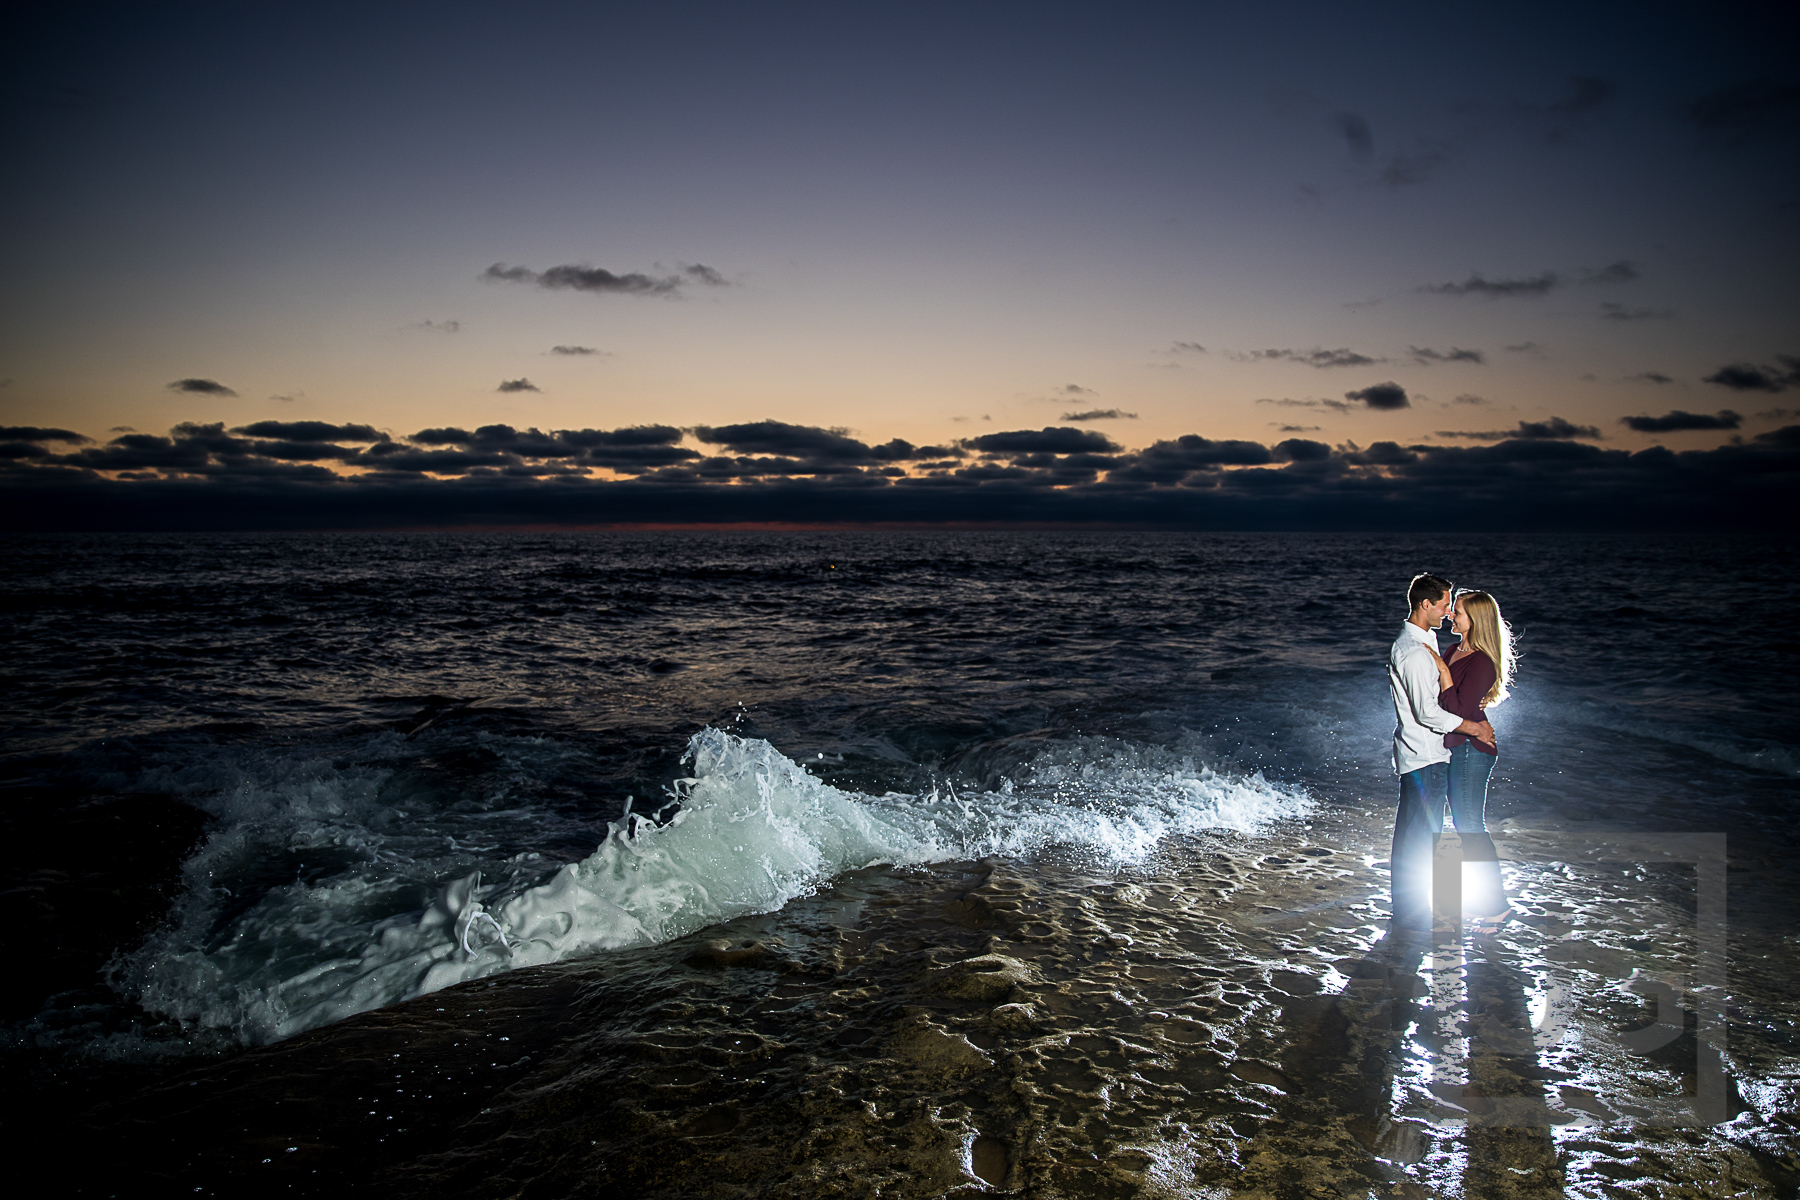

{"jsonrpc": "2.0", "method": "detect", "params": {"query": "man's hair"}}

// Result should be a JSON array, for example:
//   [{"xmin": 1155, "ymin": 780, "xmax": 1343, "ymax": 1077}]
[{"xmin": 1406, "ymin": 573, "xmax": 1453, "ymax": 612}]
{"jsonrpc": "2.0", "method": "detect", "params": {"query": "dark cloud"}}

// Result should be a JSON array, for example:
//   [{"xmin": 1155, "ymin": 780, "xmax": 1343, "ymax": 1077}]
[
  {"xmin": 242, "ymin": 440, "xmax": 364, "ymax": 463},
  {"xmin": 1438, "ymin": 416, "xmax": 1601, "ymax": 440},
  {"xmin": 1381, "ymin": 141, "xmax": 1456, "ymax": 186},
  {"xmin": 1410, "ymin": 346, "xmax": 1485, "ymax": 365},
  {"xmin": 1703, "ymin": 357, "xmax": 1800, "ymax": 393},
  {"xmin": 167, "ymin": 378, "xmax": 237, "ymax": 396},
  {"xmin": 407, "ymin": 425, "xmax": 575, "ymax": 457},
  {"xmin": 550, "ymin": 345, "xmax": 604, "ymax": 356},
  {"xmin": 6, "ymin": 419, "xmax": 1792, "ymax": 533},
  {"xmin": 1757, "ymin": 408, "xmax": 1796, "ymax": 420},
  {"xmin": 696, "ymin": 420, "xmax": 883, "ymax": 460},
  {"xmin": 497, "ymin": 378, "xmax": 540, "ymax": 393},
  {"xmin": 1689, "ymin": 79, "xmax": 1800, "ymax": 146},
  {"xmin": 1344, "ymin": 382, "xmax": 1409, "ymax": 410},
  {"xmin": 350, "ymin": 423, "xmax": 699, "ymax": 475},
  {"xmin": 1620, "ymin": 410, "xmax": 1743, "ymax": 433},
  {"xmin": 1579, "ymin": 260, "xmax": 1639, "ymax": 286},
  {"xmin": 1062, "ymin": 409, "xmax": 1137, "ymax": 421},
  {"xmin": 233, "ymin": 421, "xmax": 388, "ymax": 442},
  {"xmin": 1057, "ymin": 384, "xmax": 1096, "ymax": 396},
  {"xmin": 337, "ymin": 423, "xmax": 699, "ymax": 473},
  {"xmin": 1420, "ymin": 272, "xmax": 1558, "ymax": 299},
  {"xmin": 1275, "ymin": 424, "xmax": 1322, "ymax": 433},
  {"xmin": 558, "ymin": 425, "xmax": 687, "ymax": 448},
  {"xmin": 678, "ymin": 422, "xmax": 965, "ymax": 478},
  {"xmin": 355, "ymin": 444, "xmax": 512, "ymax": 474},
  {"xmin": 1627, "ymin": 372, "xmax": 1675, "ymax": 385},
  {"xmin": 537, "ymin": 265, "xmax": 676, "ymax": 294},
  {"xmin": 683, "ymin": 264, "xmax": 729, "ymax": 286},
  {"xmin": 1518, "ymin": 417, "xmax": 1601, "ymax": 439},
  {"xmin": 1274, "ymin": 438, "xmax": 1330, "ymax": 462},
  {"xmin": 1333, "ymin": 111, "xmax": 1373, "ymax": 161},
  {"xmin": 963, "ymin": 427, "xmax": 1121, "ymax": 455},
  {"xmin": 1451, "ymin": 394, "xmax": 1489, "ymax": 406},
  {"xmin": 1170, "ymin": 341, "xmax": 1207, "ymax": 354},
  {"xmin": 545, "ymin": 426, "xmax": 703, "ymax": 473},
  {"xmin": 0, "ymin": 426, "xmax": 91, "ymax": 443},
  {"xmin": 1336, "ymin": 441, "xmax": 1417, "ymax": 466},
  {"xmin": 1106, "ymin": 435, "xmax": 1272, "ymax": 483},
  {"xmin": 483, "ymin": 261, "xmax": 723, "ymax": 298},
  {"xmin": 413, "ymin": 319, "xmax": 460, "ymax": 333},
  {"xmin": 1236, "ymin": 347, "xmax": 1382, "ymax": 369},
  {"xmin": 1599, "ymin": 302, "xmax": 1673, "ymax": 321},
  {"xmin": 1504, "ymin": 342, "xmax": 1544, "ymax": 354}
]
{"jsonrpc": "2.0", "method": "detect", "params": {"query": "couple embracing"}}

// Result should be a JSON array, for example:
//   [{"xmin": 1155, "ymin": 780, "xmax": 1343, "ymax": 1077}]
[{"xmin": 1386, "ymin": 572, "xmax": 1517, "ymax": 935}]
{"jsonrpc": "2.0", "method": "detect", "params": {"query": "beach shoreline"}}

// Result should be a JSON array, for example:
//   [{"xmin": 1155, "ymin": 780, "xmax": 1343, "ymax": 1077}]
[{"xmin": 24, "ymin": 793, "xmax": 1796, "ymax": 1199}]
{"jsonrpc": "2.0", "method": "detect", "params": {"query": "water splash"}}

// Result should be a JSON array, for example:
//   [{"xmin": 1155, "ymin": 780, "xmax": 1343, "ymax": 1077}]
[{"xmin": 112, "ymin": 727, "xmax": 1311, "ymax": 1046}]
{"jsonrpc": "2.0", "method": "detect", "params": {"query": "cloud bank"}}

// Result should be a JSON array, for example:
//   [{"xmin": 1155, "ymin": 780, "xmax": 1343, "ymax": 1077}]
[{"xmin": 4, "ymin": 415, "xmax": 1792, "ymax": 533}]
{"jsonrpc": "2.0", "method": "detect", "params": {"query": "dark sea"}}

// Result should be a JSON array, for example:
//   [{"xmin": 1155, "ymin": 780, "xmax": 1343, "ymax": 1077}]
[{"xmin": 2, "ymin": 532, "xmax": 1796, "ymax": 1198}]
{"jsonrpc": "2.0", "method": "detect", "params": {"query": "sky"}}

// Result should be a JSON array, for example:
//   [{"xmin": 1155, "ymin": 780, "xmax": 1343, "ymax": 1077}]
[{"xmin": 2, "ymin": 0, "xmax": 1797, "ymax": 530}]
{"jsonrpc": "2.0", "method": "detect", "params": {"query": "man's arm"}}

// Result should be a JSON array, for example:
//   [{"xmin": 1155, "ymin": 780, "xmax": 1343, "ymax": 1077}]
[{"xmin": 1402, "ymin": 645, "xmax": 1494, "ymax": 740}]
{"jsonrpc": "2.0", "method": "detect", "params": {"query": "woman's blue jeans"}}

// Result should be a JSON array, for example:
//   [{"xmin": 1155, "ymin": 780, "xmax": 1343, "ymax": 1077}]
[
  {"xmin": 1447, "ymin": 742, "xmax": 1506, "ymax": 918},
  {"xmin": 1392, "ymin": 745, "xmax": 1506, "ymax": 930}
]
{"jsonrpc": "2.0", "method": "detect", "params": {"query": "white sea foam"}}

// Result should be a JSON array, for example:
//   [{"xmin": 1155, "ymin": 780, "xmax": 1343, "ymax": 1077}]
[{"xmin": 110, "ymin": 727, "xmax": 1311, "ymax": 1047}]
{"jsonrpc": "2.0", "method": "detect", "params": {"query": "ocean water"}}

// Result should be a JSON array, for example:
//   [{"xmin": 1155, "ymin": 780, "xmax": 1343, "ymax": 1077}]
[{"xmin": 2, "ymin": 532, "xmax": 1796, "ymax": 1197}]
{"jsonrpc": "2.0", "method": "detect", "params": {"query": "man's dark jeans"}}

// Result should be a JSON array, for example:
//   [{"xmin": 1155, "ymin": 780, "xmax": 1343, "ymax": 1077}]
[{"xmin": 1392, "ymin": 760, "xmax": 1450, "ymax": 931}]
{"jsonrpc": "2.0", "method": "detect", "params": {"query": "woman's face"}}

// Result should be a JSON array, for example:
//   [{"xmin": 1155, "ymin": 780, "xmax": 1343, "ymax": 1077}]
[{"xmin": 1452, "ymin": 598, "xmax": 1472, "ymax": 636}]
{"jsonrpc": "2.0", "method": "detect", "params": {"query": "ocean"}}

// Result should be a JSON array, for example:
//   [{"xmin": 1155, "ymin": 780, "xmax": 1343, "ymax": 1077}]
[{"xmin": 2, "ymin": 531, "xmax": 1796, "ymax": 1197}]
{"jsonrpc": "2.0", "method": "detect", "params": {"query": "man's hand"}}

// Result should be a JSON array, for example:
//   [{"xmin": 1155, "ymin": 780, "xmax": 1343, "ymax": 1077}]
[{"xmin": 1456, "ymin": 718, "xmax": 1495, "ymax": 743}]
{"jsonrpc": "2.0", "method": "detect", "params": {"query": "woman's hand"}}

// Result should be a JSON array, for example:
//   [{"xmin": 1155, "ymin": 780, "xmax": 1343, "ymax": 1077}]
[{"xmin": 1428, "ymin": 648, "xmax": 1454, "ymax": 693}]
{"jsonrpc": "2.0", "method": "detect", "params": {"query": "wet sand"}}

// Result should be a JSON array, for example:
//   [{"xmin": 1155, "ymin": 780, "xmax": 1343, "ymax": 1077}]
[{"xmin": 61, "ymin": 798, "xmax": 1798, "ymax": 1199}]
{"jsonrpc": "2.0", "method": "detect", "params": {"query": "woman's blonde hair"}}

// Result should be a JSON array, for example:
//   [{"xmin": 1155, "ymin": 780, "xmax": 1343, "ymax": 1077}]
[{"xmin": 1459, "ymin": 591, "xmax": 1515, "ymax": 708}]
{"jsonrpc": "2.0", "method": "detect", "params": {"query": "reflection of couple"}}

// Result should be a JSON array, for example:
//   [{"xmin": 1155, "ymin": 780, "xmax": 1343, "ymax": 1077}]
[{"xmin": 1386, "ymin": 573, "xmax": 1517, "ymax": 934}]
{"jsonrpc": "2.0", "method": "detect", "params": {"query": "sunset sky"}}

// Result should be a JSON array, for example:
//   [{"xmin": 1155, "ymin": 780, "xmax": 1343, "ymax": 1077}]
[{"xmin": 3, "ymin": 1, "xmax": 1797, "ymax": 529}]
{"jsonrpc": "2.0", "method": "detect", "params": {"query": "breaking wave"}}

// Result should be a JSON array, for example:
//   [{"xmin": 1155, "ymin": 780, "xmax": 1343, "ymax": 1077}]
[{"xmin": 112, "ymin": 727, "xmax": 1311, "ymax": 1046}]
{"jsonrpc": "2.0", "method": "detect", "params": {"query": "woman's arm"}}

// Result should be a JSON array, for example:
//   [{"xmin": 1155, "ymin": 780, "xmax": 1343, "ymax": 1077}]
[{"xmin": 1427, "ymin": 647, "xmax": 1454, "ymax": 693}]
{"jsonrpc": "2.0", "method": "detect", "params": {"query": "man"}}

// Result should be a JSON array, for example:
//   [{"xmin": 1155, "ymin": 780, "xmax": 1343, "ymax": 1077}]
[{"xmin": 1387, "ymin": 573, "xmax": 1495, "ymax": 932}]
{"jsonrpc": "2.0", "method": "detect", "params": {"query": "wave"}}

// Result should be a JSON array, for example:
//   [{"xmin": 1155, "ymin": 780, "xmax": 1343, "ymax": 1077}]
[{"xmin": 110, "ymin": 727, "xmax": 1311, "ymax": 1047}]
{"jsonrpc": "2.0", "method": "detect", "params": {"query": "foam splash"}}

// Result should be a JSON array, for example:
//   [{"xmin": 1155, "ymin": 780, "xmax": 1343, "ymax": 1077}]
[{"xmin": 116, "ymin": 728, "xmax": 1311, "ymax": 1045}]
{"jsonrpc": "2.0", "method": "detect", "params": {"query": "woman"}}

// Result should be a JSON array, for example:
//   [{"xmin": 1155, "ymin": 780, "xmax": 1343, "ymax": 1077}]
[{"xmin": 1428, "ymin": 590, "xmax": 1516, "ymax": 934}]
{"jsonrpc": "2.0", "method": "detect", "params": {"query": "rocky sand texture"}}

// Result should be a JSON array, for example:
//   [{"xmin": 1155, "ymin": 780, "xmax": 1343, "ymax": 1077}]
[{"xmin": 85, "ymin": 806, "xmax": 1798, "ymax": 1198}]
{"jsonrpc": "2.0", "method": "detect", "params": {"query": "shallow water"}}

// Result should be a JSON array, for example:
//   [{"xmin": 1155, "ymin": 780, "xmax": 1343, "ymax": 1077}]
[{"xmin": 1, "ymin": 531, "xmax": 1796, "ymax": 1196}]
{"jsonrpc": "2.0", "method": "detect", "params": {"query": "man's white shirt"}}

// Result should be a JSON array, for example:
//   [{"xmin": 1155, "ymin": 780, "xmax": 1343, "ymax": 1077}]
[{"xmin": 1387, "ymin": 620, "xmax": 1464, "ymax": 775}]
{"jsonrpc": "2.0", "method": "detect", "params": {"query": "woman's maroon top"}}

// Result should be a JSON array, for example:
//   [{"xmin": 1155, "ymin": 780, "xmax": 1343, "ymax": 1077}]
[{"xmin": 1439, "ymin": 648, "xmax": 1498, "ymax": 756}]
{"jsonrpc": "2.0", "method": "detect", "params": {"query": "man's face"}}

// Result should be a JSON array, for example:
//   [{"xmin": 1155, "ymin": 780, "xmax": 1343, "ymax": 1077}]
[{"xmin": 1420, "ymin": 590, "xmax": 1454, "ymax": 627}]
